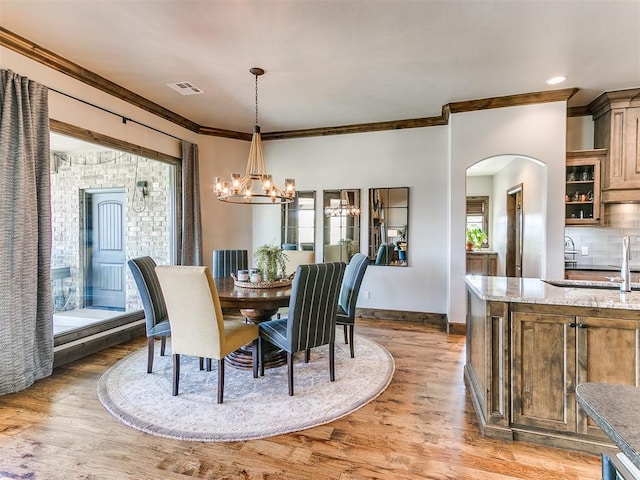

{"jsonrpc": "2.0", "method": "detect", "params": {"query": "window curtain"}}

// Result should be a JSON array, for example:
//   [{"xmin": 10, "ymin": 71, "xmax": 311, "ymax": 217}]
[
  {"xmin": 178, "ymin": 141, "xmax": 202, "ymax": 266},
  {"xmin": 0, "ymin": 69, "xmax": 53, "ymax": 395}
]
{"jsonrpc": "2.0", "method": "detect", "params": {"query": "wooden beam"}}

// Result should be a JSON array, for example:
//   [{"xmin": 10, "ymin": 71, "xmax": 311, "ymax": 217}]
[
  {"xmin": 50, "ymin": 119, "xmax": 180, "ymax": 165},
  {"xmin": 568, "ymin": 105, "xmax": 592, "ymax": 117},
  {"xmin": 1, "ymin": 27, "xmax": 202, "ymax": 134},
  {"xmin": 197, "ymin": 126, "xmax": 252, "ymax": 141},
  {"xmin": 447, "ymin": 88, "xmax": 579, "ymax": 114}
]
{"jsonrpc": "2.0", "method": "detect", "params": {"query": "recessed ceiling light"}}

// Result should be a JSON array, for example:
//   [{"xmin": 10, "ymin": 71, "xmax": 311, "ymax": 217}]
[{"xmin": 546, "ymin": 76, "xmax": 566, "ymax": 85}]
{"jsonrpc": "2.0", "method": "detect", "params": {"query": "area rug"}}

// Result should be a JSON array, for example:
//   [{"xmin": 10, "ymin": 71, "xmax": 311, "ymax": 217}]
[{"xmin": 97, "ymin": 334, "xmax": 394, "ymax": 442}]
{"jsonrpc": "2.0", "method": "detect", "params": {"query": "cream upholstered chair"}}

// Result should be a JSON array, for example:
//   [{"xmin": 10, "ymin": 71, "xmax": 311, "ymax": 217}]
[{"xmin": 155, "ymin": 265, "xmax": 258, "ymax": 404}]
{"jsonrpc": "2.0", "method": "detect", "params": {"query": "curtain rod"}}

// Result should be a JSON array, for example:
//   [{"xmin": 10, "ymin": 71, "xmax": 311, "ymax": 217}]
[{"xmin": 48, "ymin": 87, "xmax": 185, "ymax": 143}]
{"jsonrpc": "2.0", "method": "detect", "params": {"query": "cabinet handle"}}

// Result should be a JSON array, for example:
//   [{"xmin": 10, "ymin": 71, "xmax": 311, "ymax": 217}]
[
  {"xmin": 578, "ymin": 323, "xmax": 588, "ymax": 329},
  {"xmin": 568, "ymin": 322, "xmax": 576, "ymax": 328}
]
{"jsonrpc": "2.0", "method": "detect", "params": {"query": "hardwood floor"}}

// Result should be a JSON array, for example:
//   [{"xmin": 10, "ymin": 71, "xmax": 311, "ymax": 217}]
[{"xmin": 1, "ymin": 319, "xmax": 601, "ymax": 479}]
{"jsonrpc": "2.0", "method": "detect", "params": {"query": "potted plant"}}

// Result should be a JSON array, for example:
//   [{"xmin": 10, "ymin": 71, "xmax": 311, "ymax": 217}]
[
  {"xmin": 466, "ymin": 227, "xmax": 487, "ymax": 251},
  {"xmin": 254, "ymin": 243, "xmax": 287, "ymax": 282}
]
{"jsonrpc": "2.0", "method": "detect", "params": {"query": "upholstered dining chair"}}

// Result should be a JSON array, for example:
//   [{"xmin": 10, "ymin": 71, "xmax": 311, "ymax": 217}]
[
  {"xmin": 155, "ymin": 265, "xmax": 258, "ymax": 404},
  {"xmin": 212, "ymin": 249, "xmax": 248, "ymax": 278},
  {"xmin": 374, "ymin": 243, "xmax": 396, "ymax": 265},
  {"xmin": 258, "ymin": 262, "xmax": 346, "ymax": 396},
  {"xmin": 128, "ymin": 256, "xmax": 171, "ymax": 374},
  {"xmin": 335, "ymin": 253, "xmax": 370, "ymax": 358}
]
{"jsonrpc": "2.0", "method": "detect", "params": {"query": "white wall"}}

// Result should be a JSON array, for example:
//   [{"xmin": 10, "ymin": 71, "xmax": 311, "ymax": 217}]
[
  {"xmin": 490, "ymin": 158, "xmax": 546, "ymax": 277},
  {"xmin": 2, "ymin": 46, "xmax": 252, "ymax": 272},
  {"xmin": 567, "ymin": 116, "xmax": 595, "ymax": 151},
  {"xmin": 449, "ymin": 103, "xmax": 567, "ymax": 324},
  {"xmin": 255, "ymin": 127, "xmax": 450, "ymax": 313}
]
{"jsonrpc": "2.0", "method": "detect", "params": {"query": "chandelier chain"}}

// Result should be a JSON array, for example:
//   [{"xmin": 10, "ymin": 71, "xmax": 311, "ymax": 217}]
[{"xmin": 255, "ymin": 73, "xmax": 259, "ymax": 125}]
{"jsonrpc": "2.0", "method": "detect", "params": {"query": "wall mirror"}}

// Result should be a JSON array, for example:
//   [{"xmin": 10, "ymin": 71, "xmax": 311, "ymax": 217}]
[
  {"xmin": 281, "ymin": 191, "xmax": 315, "ymax": 251},
  {"xmin": 369, "ymin": 187, "xmax": 409, "ymax": 266},
  {"xmin": 323, "ymin": 189, "xmax": 361, "ymax": 262}
]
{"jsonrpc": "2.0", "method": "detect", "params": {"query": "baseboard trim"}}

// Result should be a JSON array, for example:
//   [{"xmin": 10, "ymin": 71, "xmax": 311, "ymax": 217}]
[
  {"xmin": 447, "ymin": 322, "xmax": 467, "ymax": 335},
  {"xmin": 356, "ymin": 308, "xmax": 447, "ymax": 330}
]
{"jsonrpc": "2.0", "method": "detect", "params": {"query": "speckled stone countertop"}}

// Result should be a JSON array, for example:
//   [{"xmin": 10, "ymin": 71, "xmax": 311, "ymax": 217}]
[
  {"xmin": 465, "ymin": 275, "xmax": 640, "ymax": 311},
  {"xmin": 576, "ymin": 383, "xmax": 640, "ymax": 470}
]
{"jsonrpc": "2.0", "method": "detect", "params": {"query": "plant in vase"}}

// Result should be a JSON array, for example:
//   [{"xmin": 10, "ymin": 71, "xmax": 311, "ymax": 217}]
[
  {"xmin": 254, "ymin": 243, "xmax": 288, "ymax": 282},
  {"xmin": 396, "ymin": 225, "xmax": 407, "ymax": 261},
  {"xmin": 466, "ymin": 227, "xmax": 487, "ymax": 251}
]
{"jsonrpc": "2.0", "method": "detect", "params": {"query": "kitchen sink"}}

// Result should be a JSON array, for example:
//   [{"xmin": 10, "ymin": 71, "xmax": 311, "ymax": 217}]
[{"xmin": 543, "ymin": 279, "xmax": 640, "ymax": 291}]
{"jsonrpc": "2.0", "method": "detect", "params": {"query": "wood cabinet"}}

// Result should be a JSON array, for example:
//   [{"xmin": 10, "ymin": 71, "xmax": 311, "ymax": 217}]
[
  {"xmin": 466, "ymin": 252, "xmax": 497, "ymax": 275},
  {"xmin": 511, "ymin": 307, "xmax": 640, "ymax": 440},
  {"xmin": 465, "ymin": 286, "xmax": 640, "ymax": 453},
  {"xmin": 591, "ymin": 88, "xmax": 640, "ymax": 202},
  {"xmin": 565, "ymin": 150, "xmax": 605, "ymax": 225},
  {"xmin": 565, "ymin": 269, "xmax": 618, "ymax": 281}
]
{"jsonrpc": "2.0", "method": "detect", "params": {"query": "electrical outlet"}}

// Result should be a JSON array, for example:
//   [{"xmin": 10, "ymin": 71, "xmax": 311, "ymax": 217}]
[
  {"xmin": 581, "ymin": 246, "xmax": 589, "ymax": 255},
  {"xmin": 363, "ymin": 291, "xmax": 370, "ymax": 299}
]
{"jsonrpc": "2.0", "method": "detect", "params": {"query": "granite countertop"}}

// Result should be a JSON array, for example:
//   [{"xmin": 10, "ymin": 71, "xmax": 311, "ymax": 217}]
[
  {"xmin": 465, "ymin": 275, "xmax": 640, "ymax": 310},
  {"xmin": 576, "ymin": 383, "xmax": 640, "ymax": 470},
  {"xmin": 566, "ymin": 264, "xmax": 640, "ymax": 273}
]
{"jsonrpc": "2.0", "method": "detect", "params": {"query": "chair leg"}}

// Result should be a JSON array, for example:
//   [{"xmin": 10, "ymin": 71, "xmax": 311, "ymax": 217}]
[
  {"xmin": 217, "ymin": 358, "xmax": 225, "ymax": 404},
  {"xmin": 329, "ymin": 342, "xmax": 335, "ymax": 382},
  {"xmin": 160, "ymin": 336, "xmax": 167, "ymax": 356},
  {"xmin": 304, "ymin": 348, "xmax": 310, "ymax": 363},
  {"xmin": 343, "ymin": 324, "xmax": 348, "ymax": 344},
  {"xmin": 252, "ymin": 338, "xmax": 258, "ymax": 379},
  {"xmin": 199, "ymin": 357, "xmax": 204, "ymax": 370},
  {"xmin": 206, "ymin": 358, "xmax": 212, "ymax": 371},
  {"xmin": 259, "ymin": 337, "xmax": 265, "ymax": 377},
  {"xmin": 147, "ymin": 336, "xmax": 155, "ymax": 373},
  {"xmin": 287, "ymin": 352, "xmax": 294, "ymax": 396},
  {"xmin": 172, "ymin": 354, "xmax": 180, "ymax": 396},
  {"xmin": 348, "ymin": 324, "xmax": 355, "ymax": 358}
]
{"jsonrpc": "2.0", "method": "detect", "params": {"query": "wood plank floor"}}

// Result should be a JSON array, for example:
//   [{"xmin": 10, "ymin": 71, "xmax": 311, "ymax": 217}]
[{"xmin": 0, "ymin": 319, "xmax": 601, "ymax": 479}]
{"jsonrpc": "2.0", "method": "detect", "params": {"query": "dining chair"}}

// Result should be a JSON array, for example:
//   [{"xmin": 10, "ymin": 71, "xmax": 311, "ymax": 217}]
[
  {"xmin": 212, "ymin": 249, "xmax": 248, "ymax": 278},
  {"xmin": 258, "ymin": 262, "xmax": 346, "ymax": 396},
  {"xmin": 335, "ymin": 253, "xmax": 370, "ymax": 358},
  {"xmin": 374, "ymin": 243, "xmax": 395, "ymax": 265},
  {"xmin": 155, "ymin": 265, "xmax": 259, "ymax": 404},
  {"xmin": 128, "ymin": 256, "xmax": 171, "ymax": 374}
]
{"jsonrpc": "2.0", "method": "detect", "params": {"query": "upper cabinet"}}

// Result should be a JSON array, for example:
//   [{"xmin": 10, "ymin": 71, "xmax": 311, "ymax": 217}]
[
  {"xmin": 565, "ymin": 150, "xmax": 605, "ymax": 225},
  {"xmin": 590, "ymin": 88, "xmax": 640, "ymax": 202}
]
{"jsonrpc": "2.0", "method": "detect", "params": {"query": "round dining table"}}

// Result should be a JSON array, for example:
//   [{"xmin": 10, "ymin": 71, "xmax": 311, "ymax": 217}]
[{"xmin": 214, "ymin": 276, "xmax": 292, "ymax": 370}]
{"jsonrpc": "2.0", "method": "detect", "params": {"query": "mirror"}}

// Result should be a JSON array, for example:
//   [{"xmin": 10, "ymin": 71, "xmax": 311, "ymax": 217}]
[
  {"xmin": 281, "ymin": 191, "xmax": 315, "ymax": 251},
  {"xmin": 323, "ymin": 189, "xmax": 361, "ymax": 262},
  {"xmin": 369, "ymin": 187, "xmax": 409, "ymax": 266}
]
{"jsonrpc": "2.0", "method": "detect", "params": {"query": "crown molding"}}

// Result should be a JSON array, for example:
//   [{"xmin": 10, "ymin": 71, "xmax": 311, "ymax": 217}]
[{"xmin": 2, "ymin": 26, "xmax": 580, "ymax": 142}]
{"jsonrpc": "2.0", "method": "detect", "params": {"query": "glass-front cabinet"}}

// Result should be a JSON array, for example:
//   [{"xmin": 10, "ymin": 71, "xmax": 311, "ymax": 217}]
[
  {"xmin": 369, "ymin": 187, "xmax": 409, "ymax": 266},
  {"xmin": 565, "ymin": 151, "xmax": 602, "ymax": 226}
]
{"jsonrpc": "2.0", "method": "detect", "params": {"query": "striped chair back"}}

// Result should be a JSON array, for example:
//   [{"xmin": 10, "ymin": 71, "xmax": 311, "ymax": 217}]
[
  {"xmin": 286, "ymin": 262, "xmax": 346, "ymax": 353},
  {"xmin": 212, "ymin": 249, "xmax": 248, "ymax": 278},
  {"xmin": 128, "ymin": 256, "xmax": 168, "ymax": 334},
  {"xmin": 338, "ymin": 253, "xmax": 369, "ymax": 318}
]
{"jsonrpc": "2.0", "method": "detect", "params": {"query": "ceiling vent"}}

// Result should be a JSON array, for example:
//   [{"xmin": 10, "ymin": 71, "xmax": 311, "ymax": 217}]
[{"xmin": 167, "ymin": 81, "xmax": 203, "ymax": 95}]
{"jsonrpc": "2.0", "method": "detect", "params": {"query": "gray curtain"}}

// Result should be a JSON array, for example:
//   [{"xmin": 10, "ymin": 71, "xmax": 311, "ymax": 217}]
[
  {"xmin": 0, "ymin": 69, "xmax": 53, "ymax": 395},
  {"xmin": 179, "ymin": 141, "xmax": 202, "ymax": 266}
]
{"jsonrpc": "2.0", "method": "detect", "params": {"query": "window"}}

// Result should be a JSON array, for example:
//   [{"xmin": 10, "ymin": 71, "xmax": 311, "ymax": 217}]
[
  {"xmin": 466, "ymin": 196, "xmax": 489, "ymax": 247},
  {"xmin": 50, "ymin": 129, "xmax": 177, "ymax": 343}
]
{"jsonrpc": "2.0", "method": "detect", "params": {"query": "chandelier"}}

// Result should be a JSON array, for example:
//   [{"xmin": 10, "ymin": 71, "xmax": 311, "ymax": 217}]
[
  {"xmin": 324, "ymin": 190, "xmax": 361, "ymax": 217},
  {"xmin": 214, "ymin": 67, "xmax": 295, "ymax": 204}
]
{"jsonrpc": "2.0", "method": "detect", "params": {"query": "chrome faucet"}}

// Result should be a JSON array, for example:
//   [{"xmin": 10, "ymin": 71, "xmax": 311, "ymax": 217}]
[{"xmin": 621, "ymin": 235, "xmax": 631, "ymax": 292}]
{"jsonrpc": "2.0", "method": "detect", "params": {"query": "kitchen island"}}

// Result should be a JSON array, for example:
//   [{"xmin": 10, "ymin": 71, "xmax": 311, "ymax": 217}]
[{"xmin": 465, "ymin": 275, "xmax": 640, "ymax": 454}]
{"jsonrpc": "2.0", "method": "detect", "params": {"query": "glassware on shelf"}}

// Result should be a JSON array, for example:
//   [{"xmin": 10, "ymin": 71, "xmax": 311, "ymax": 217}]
[{"xmin": 567, "ymin": 168, "xmax": 576, "ymax": 182}]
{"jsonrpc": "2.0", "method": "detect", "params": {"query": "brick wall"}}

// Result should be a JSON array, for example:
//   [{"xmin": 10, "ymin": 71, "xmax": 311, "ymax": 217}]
[{"xmin": 50, "ymin": 150, "xmax": 172, "ymax": 312}]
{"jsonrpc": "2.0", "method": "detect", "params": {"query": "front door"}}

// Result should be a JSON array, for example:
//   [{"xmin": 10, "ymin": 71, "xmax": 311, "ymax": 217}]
[{"xmin": 86, "ymin": 190, "xmax": 126, "ymax": 310}]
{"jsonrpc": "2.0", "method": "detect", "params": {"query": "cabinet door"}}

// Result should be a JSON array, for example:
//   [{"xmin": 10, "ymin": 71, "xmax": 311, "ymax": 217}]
[
  {"xmin": 575, "ymin": 316, "xmax": 640, "ymax": 438},
  {"xmin": 466, "ymin": 254, "xmax": 486, "ymax": 274},
  {"xmin": 512, "ymin": 311, "xmax": 577, "ymax": 432},
  {"xmin": 565, "ymin": 153, "xmax": 602, "ymax": 225}
]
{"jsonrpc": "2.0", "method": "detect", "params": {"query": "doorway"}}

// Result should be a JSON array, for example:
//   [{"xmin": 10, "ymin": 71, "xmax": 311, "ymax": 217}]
[
  {"xmin": 506, "ymin": 184, "xmax": 523, "ymax": 277},
  {"xmin": 84, "ymin": 189, "xmax": 127, "ymax": 310}
]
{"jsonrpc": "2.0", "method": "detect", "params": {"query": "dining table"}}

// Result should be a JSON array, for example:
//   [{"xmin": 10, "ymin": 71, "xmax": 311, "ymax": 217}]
[{"xmin": 214, "ymin": 276, "xmax": 292, "ymax": 370}]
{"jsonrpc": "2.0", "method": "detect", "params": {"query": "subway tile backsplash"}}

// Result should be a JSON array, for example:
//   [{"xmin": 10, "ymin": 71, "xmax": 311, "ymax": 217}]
[{"xmin": 565, "ymin": 204, "xmax": 640, "ymax": 268}]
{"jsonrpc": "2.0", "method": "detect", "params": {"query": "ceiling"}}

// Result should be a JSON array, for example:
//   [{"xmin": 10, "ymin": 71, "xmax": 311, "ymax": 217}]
[{"xmin": 2, "ymin": 1, "xmax": 639, "ymax": 136}]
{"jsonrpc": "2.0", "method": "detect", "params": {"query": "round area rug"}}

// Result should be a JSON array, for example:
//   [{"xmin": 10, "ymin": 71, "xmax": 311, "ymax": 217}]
[{"xmin": 97, "ymin": 334, "xmax": 394, "ymax": 442}]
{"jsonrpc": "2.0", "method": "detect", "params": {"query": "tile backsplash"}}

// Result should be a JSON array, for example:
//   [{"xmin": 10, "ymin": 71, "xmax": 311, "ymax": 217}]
[{"xmin": 565, "ymin": 204, "xmax": 640, "ymax": 268}]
